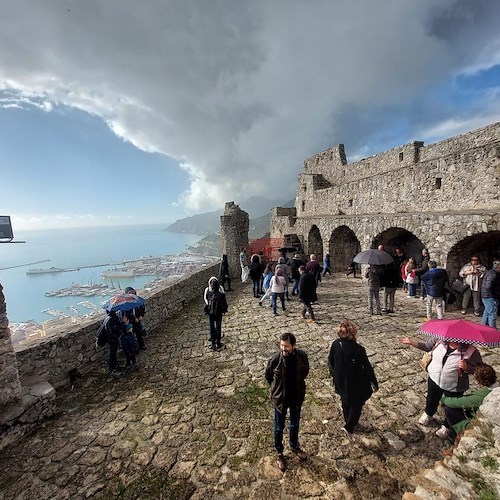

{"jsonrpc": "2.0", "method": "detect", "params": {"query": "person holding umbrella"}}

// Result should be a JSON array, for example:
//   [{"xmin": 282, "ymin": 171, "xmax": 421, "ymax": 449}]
[
  {"xmin": 124, "ymin": 287, "xmax": 147, "ymax": 351},
  {"xmin": 102, "ymin": 291, "xmax": 147, "ymax": 375},
  {"xmin": 400, "ymin": 323, "xmax": 483, "ymax": 429}
]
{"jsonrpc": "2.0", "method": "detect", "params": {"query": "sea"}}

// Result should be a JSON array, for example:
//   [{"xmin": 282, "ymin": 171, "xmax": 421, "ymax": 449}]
[{"xmin": 0, "ymin": 224, "xmax": 202, "ymax": 323}]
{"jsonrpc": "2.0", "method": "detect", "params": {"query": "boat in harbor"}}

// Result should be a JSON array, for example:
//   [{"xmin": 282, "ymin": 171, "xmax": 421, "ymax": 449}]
[
  {"xmin": 27, "ymin": 267, "xmax": 64, "ymax": 275},
  {"xmin": 102, "ymin": 268, "xmax": 135, "ymax": 278}
]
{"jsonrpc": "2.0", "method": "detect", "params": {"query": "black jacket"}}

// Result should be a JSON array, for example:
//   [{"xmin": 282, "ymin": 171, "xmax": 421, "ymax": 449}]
[
  {"xmin": 481, "ymin": 269, "xmax": 500, "ymax": 299},
  {"xmin": 298, "ymin": 272, "xmax": 318, "ymax": 302},
  {"xmin": 328, "ymin": 339, "xmax": 378, "ymax": 406},
  {"xmin": 265, "ymin": 349, "xmax": 309, "ymax": 413}
]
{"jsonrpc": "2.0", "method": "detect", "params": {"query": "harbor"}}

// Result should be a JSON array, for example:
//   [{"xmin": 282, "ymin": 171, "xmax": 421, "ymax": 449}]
[{"xmin": 9, "ymin": 253, "xmax": 220, "ymax": 346}]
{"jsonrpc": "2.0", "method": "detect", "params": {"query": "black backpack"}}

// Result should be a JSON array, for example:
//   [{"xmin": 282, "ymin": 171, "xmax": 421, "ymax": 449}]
[
  {"xmin": 208, "ymin": 290, "xmax": 228, "ymax": 316},
  {"xmin": 96, "ymin": 317, "xmax": 110, "ymax": 347}
]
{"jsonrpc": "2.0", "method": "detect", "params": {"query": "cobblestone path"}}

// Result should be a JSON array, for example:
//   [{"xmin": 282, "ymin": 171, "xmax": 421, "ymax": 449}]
[{"xmin": 1, "ymin": 275, "xmax": 499, "ymax": 499}]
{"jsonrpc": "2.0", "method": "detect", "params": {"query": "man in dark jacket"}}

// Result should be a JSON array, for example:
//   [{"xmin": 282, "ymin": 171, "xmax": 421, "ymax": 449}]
[
  {"xmin": 290, "ymin": 254, "xmax": 302, "ymax": 295},
  {"xmin": 416, "ymin": 248, "xmax": 430, "ymax": 299},
  {"xmin": 265, "ymin": 332, "xmax": 309, "ymax": 472},
  {"xmin": 481, "ymin": 261, "xmax": 500, "ymax": 328},
  {"xmin": 298, "ymin": 266, "xmax": 318, "ymax": 322},
  {"xmin": 421, "ymin": 261, "xmax": 449, "ymax": 320},
  {"xmin": 381, "ymin": 260, "xmax": 400, "ymax": 313}
]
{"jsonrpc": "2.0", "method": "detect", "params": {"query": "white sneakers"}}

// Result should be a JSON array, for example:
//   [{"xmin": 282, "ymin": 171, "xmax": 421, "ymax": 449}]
[
  {"xmin": 435, "ymin": 425, "xmax": 451, "ymax": 439},
  {"xmin": 341, "ymin": 427, "xmax": 355, "ymax": 442},
  {"xmin": 418, "ymin": 412, "xmax": 432, "ymax": 426}
]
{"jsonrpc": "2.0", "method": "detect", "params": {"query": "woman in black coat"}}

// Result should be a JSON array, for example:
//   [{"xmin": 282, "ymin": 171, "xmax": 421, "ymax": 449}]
[{"xmin": 328, "ymin": 320, "xmax": 378, "ymax": 440}]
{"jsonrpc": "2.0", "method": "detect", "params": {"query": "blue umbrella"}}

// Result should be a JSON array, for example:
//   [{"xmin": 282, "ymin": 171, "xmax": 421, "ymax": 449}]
[{"xmin": 102, "ymin": 293, "xmax": 145, "ymax": 312}]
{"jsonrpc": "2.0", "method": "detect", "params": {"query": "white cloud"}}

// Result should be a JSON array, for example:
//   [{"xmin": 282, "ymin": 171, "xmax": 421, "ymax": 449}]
[{"xmin": 1, "ymin": 0, "xmax": 500, "ymax": 213}]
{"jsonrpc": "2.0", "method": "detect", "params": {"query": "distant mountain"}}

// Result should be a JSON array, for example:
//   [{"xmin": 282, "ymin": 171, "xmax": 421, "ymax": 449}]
[{"xmin": 165, "ymin": 197, "xmax": 294, "ymax": 235}]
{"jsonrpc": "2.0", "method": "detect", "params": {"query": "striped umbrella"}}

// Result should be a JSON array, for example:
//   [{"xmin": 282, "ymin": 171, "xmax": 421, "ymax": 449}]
[
  {"xmin": 102, "ymin": 293, "xmax": 145, "ymax": 312},
  {"xmin": 419, "ymin": 319, "xmax": 500, "ymax": 347}
]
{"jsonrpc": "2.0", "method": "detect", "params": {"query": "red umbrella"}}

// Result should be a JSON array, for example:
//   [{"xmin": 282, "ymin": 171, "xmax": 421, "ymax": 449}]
[{"xmin": 419, "ymin": 319, "xmax": 500, "ymax": 347}]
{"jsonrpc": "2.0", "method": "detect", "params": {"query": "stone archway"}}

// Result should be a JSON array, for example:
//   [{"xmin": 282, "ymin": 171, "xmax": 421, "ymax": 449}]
[
  {"xmin": 329, "ymin": 226, "xmax": 361, "ymax": 271},
  {"xmin": 307, "ymin": 225, "xmax": 323, "ymax": 260},
  {"xmin": 372, "ymin": 227, "xmax": 426, "ymax": 261},
  {"xmin": 446, "ymin": 231, "xmax": 500, "ymax": 281}
]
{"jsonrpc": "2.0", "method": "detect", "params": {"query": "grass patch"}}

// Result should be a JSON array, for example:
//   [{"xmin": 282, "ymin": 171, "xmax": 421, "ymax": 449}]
[
  {"xmin": 234, "ymin": 381, "xmax": 269, "ymax": 417},
  {"xmin": 481, "ymin": 456, "xmax": 499, "ymax": 471},
  {"xmin": 99, "ymin": 469, "xmax": 195, "ymax": 499},
  {"xmin": 461, "ymin": 470, "xmax": 499, "ymax": 500}
]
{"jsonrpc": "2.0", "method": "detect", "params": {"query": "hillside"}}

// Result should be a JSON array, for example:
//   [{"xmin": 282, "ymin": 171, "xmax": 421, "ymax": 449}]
[{"xmin": 165, "ymin": 197, "xmax": 293, "ymax": 235}]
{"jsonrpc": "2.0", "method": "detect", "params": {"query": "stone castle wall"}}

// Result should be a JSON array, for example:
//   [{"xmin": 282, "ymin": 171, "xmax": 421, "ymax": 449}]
[
  {"xmin": 295, "ymin": 123, "xmax": 499, "ymax": 219},
  {"xmin": 271, "ymin": 121, "xmax": 500, "ymax": 274},
  {"xmin": 14, "ymin": 263, "xmax": 219, "ymax": 388}
]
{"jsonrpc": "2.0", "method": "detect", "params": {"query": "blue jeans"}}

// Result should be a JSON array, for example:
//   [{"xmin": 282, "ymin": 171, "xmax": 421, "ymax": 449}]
[
  {"xmin": 408, "ymin": 283, "xmax": 417, "ymax": 296},
  {"xmin": 482, "ymin": 298, "xmax": 498, "ymax": 329},
  {"xmin": 252, "ymin": 279, "xmax": 260, "ymax": 297},
  {"xmin": 208, "ymin": 315, "xmax": 222, "ymax": 344},
  {"xmin": 271, "ymin": 292, "xmax": 285, "ymax": 313},
  {"xmin": 274, "ymin": 405, "xmax": 301, "ymax": 453}
]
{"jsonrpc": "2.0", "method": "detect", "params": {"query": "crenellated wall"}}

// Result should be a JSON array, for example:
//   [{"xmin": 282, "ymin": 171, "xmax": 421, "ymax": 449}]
[{"xmin": 271, "ymin": 121, "xmax": 500, "ymax": 274}]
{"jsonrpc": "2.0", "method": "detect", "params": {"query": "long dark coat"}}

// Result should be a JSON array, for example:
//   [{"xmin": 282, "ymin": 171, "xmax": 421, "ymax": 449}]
[{"xmin": 328, "ymin": 338, "xmax": 378, "ymax": 406}]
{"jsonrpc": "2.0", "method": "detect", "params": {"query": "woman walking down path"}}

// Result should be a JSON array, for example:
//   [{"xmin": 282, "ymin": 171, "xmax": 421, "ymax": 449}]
[
  {"xmin": 328, "ymin": 320, "xmax": 378, "ymax": 441},
  {"xmin": 249, "ymin": 254, "xmax": 264, "ymax": 298},
  {"xmin": 259, "ymin": 263, "xmax": 274, "ymax": 307},
  {"xmin": 270, "ymin": 267, "xmax": 286, "ymax": 315},
  {"xmin": 400, "ymin": 336, "xmax": 482, "ymax": 429}
]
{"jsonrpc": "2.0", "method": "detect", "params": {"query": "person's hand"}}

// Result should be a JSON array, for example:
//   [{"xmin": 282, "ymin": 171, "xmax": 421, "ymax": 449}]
[
  {"xmin": 458, "ymin": 360, "xmax": 468, "ymax": 371},
  {"xmin": 400, "ymin": 337, "xmax": 411, "ymax": 345}
]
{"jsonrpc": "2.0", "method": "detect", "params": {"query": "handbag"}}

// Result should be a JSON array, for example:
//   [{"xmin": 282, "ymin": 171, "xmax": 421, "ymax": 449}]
[
  {"xmin": 444, "ymin": 289, "xmax": 456, "ymax": 305},
  {"xmin": 420, "ymin": 351, "xmax": 433, "ymax": 371},
  {"xmin": 452, "ymin": 279, "xmax": 469, "ymax": 294}
]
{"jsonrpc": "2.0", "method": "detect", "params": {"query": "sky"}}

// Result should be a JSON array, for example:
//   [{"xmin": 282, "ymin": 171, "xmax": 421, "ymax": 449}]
[{"xmin": 1, "ymin": 0, "xmax": 500, "ymax": 230}]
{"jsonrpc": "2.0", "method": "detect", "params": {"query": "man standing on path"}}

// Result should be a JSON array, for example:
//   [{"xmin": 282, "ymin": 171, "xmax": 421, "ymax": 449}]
[
  {"xmin": 239, "ymin": 247, "xmax": 249, "ymax": 283},
  {"xmin": 481, "ymin": 261, "xmax": 500, "ymax": 329},
  {"xmin": 421, "ymin": 261, "xmax": 449, "ymax": 320},
  {"xmin": 265, "ymin": 332, "xmax": 309, "ymax": 472},
  {"xmin": 459, "ymin": 256, "xmax": 486, "ymax": 316}
]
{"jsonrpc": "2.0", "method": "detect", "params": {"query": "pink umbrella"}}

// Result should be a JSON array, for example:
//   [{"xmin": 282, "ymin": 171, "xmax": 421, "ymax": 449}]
[{"xmin": 419, "ymin": 319, "xmax": 500, "ymax": 347}]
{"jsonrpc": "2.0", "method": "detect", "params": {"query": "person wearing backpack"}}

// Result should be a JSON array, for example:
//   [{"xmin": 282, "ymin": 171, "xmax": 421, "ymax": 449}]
[
  {"xmin": 124, "ymin": 287, "xmax": 147, "ymax": 351},
  {"xmin": 106, "ymin": 311, "xmax": 125, "ymax": 377},
  {"xmin": 203, "ymin": 277, "xmax": 228, "ymax": 351}
]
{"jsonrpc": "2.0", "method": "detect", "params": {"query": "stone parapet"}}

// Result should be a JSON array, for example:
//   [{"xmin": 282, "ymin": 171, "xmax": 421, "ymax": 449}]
[
  {"xmin": 0, "ymin": 283, "xmax": 22, "ymax": 409},
  {"xmin": 14, "ymin": 263, "xmax": 220, "ymax": 389}
]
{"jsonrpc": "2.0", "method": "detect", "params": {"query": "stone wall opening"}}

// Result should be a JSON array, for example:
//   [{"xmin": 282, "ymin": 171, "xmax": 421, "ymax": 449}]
[
  {"xmin": 446, "ymin": 231, "xmax": 500, "ymax": 281},
  {"xmin": 307, "ymin": 225, "xmax": 323, "ymax": 260},
  {"xmin": 328, "ymin": 226, "xmax": 361, "ymax": 271},
  {"xmin": 372, "ymin": 227, "xmax": 425, "ymax": 262}
]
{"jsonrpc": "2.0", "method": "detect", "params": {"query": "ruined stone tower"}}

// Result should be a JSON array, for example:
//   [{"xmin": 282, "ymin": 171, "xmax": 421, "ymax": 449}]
[{"xmin": 220, "ymin": 202, "xmax": 249, "ymax": 280}]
